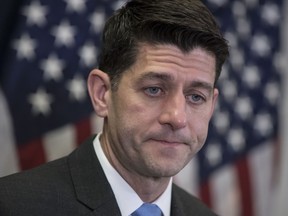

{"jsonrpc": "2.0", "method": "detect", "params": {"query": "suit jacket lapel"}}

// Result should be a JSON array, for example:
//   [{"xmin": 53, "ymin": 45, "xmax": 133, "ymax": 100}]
[
  {"xmin": 171, "ymin": 185, "xmax": 185, "ymax": 216},
  {"xmin": 68, "ymin": 136, "xmax": 121, "ymax": 215}
]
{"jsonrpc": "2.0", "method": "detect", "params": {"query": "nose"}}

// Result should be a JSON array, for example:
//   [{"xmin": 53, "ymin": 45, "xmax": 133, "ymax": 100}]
[{"xmin": 158, "ymin": 93, "xmax": 187, "ymax": 130}]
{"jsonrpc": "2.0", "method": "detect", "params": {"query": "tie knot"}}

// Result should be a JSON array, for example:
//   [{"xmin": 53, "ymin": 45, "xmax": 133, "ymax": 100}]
[{"xmin": 131, "ymin": 203, "xmax": 163, "ymax": 216}]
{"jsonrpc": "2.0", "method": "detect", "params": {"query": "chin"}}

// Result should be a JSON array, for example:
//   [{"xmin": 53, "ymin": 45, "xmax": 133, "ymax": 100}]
[{"xmin": 149, "ymin": 163, "xmax": 187, "ymax": 178}]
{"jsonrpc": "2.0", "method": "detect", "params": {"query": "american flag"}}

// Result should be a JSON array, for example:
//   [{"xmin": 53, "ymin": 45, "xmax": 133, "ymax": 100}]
[{"xmin": 0, "ymin": 0, "xmax": 285, "ymax": 215}]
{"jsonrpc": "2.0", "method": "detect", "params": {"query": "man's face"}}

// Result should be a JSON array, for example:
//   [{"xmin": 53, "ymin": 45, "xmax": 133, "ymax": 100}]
[{"xmin": 105, "ymin": 44, "xmax": 218, "ymax": 178}]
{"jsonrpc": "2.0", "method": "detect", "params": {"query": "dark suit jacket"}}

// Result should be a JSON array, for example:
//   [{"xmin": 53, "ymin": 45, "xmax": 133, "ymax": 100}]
[{"xmin": 0, "ymin": 136, "xmax": 217, "ymax": 216}]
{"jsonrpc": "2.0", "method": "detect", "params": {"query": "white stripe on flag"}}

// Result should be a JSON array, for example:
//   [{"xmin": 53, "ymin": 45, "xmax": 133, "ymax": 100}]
[
  {"xmin": 0, "ymin": 88, "xmax": 19, "ymax": 177},
  {"xmin": 210, "ymin": 165, "xmax": 241, "ymax": 216},
  {"xmin": 43, "ymin": 124, "xmax": 76, "ymax": 161},
  {"xmin": 173, "ymin": 157, "xmax": 199, "ymax": 196},
  {"xmin": 272, "ymin": 0, "xmax": 288, "ymax": 215},
  {"xmin": 248, "ymin": 142, "xmax": 274, "ymax": 216}
]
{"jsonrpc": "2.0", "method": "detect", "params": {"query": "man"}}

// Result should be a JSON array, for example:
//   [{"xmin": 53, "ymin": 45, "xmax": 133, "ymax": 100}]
[{"xmin": 0, "ymin": 0, "xmax": 229, "ymax": 215}]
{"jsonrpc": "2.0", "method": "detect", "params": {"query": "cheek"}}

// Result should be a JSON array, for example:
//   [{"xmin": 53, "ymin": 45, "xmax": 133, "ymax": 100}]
[
  {"xmin": 111, "ymin": 98, "xmax": 152, "ymax": 134},
  {"xmin": 193, "ymin": 121, "xmax": 209, "ymax": 139},
  {"xmin": 188, "ymin": 110, "xmax": 212, "ymax": 140},
  {"xmin": 118, "ymin": 95, "xmax": 158, "ymax": 122}
]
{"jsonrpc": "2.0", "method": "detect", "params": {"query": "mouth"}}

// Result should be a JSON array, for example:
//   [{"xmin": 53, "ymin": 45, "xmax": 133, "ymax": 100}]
[{"xmin": 150, "ymin": 138, "xmax": 186, "ymax": 146}]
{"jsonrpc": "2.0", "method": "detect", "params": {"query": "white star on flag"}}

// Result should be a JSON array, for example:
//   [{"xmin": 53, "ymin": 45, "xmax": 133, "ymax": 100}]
[
  {"xmin": 40, "ymin": 53, "xmax": 65, "ymax": 81},
  {"xmin": 236, "ymin": 18, "xmax": 251, "ymax": 39},
  {"xmin": 89, "ymin": 10, "xmax": 106, "ymax": 33},
  {"xmin": 213, "ymin": 111, "xmax": 230, "ymax": 134},
  {"xmin": 264, "ymin": 82, "xmax": 280, "ymax": 105},
  {"xmin": 22, "ymin": 1, "xmax": 48, "ymax": 27},
  {"xmin": 235, "ymin": 96, "xmax": 253, "ymax": 120},
  {"xmin": 224, "ymin": 31, "xmax": 238, "ymax": 48},
  {"xmin": 66, "ymin": 75, "xmax": 87, "ymax": 101},
  {"xmin": 230, "ymin": 48, "xmax": 244, "ymax": 71},
  {"xmin": 51, "ymin": 20, "xmax": 76, "ymax": 47},
  {"xmin": 79, "ymin": 42, "xmax": 98, "ymax": 67},
  {"xmin": 206, "ymin": 143, "xmax": 223, "ymax": 166},
  {"xmin": 13, "ymin": 33, "xmax": 37, "ymax": 60},
  {"xmin": 232, "ymin": 1, "xmax": 246, "ymax": 17},
  {"xmin": 28, "ymin": 88, "xmax": 54, "ymax": 116},
  {"xmin": 221, "ymin": 80, "xmax": 238, "ymax": 102},
  {"xmin": 227, "ymin": 128, "xmax": 246, "ymax": 152},
  {"xmin": 254, "ymin": 113, "xmax": 273, "ymax": 137},
  {"xmin": 251, "ymin": 34, "xmax": 272, "ymax": 57},
  {"xmin": 64, "ymin": 0, "xmax": 86, "ymax": 13},
  {"xmin": 261, "ymin": 3, "xmax": 281, "ymax": 26},
  {"xmin": 242, "ymin": 65, "xmax": 261, "ymax": 88}
]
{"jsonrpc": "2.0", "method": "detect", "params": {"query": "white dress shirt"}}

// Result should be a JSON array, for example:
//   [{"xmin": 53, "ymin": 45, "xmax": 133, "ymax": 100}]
[{"xmin": 93, "ymin": 133, "xmax": 172, "ymax": 216}]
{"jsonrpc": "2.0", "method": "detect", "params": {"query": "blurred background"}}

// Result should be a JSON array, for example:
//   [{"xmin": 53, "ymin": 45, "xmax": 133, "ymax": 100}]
[{"xmin": 0, "ymin": 0, "xmax": 287, "ymax": 215}]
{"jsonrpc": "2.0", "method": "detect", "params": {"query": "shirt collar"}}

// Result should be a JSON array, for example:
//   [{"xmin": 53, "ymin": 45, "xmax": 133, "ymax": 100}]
[{"xmin": 93, "ymin": 133, "xmax": 172, "ymax": 216}]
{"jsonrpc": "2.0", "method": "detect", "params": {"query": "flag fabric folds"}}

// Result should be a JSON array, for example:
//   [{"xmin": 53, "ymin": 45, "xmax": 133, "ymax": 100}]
[{"xmin": 0, "ymin": 0, "xmax": 284, "ymax": 215}]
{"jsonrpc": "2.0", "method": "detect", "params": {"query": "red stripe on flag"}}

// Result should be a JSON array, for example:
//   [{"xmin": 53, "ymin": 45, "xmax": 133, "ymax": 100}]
[
  {"xmin": 273, "ymin": 138, "xmax": 281, "ymax": 181},
  {"xmin": 17, "ymin": 138, "xmax": 46, "ymax": 170},
  {"xmin": 75, "ymin": 117, "xmax": 92, "ymax": 145},
  {"xmin": 199, "ymin": 180, "xmax": 213, "ymax": 208},
  {"xmin": 236, "ymin": 157, "xmax": 254, "ymax": 216}
]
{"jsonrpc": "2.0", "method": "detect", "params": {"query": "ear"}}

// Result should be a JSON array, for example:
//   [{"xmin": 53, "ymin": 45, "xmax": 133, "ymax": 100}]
[{"xmin": 87, "ymin": 69, "xmax": 111, "ymax": 117}]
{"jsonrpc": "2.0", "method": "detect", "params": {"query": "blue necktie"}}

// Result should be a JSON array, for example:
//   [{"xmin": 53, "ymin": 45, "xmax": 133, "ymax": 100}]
[{"xmin": 131, "ymin": 203, "xmax": 163, "ymax": 216}]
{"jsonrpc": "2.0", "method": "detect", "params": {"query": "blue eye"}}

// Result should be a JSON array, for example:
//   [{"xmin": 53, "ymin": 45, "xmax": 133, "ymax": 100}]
[
  {"xmin": 187, "ymin": 94, "xmax": 205, "ymax": 103},
  {"xmin": 144, "ymin": 87, "xmax": 163, "ymax": 96}
]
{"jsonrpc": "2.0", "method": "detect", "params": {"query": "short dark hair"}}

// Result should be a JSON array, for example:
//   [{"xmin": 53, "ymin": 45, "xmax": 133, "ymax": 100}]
[{"xmin": 98, "ymin": 0, "xmax": 229, "ymax": 90}]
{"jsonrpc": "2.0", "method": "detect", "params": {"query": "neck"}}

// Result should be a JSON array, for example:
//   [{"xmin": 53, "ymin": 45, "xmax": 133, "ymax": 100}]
[
  {"xmin": 100, "ymin": 130, "xmax": 171, "ymax": 202},
  {"xmin": 122, "ymin": 172, "xmax": 171, "ymax": 202}
]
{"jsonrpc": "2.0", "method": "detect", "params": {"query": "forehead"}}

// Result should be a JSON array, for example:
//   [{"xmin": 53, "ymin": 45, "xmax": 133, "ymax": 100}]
[{"xmin": 127, "ymin": 43, "xmax": 216, "ymax": 80}]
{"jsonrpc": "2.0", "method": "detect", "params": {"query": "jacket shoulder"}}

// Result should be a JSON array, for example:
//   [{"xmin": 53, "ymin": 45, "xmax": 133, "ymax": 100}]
[
  {"xmin": 0, "ymin": 136, "xmax": 103, "ymax": 216},
  {"xmin": 0, "ymin": 157, "xmax": 75, "ymax": 215},
  {"xmin": 0, "ymin": 156, "xmax": 69, "ymax": 188}
]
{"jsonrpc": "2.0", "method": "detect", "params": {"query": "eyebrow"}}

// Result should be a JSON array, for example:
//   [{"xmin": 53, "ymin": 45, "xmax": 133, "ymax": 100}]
[
  {"xmin": 137, "ymin": 71, "xmax": 173, "ymax": 82},
  {"xmin": 137, "ymin": 71, "xmax": 214, "ymax": 92},
  {"xmin": 188, "ymin": 80, "xmax": 214, "ymax": 93}
]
